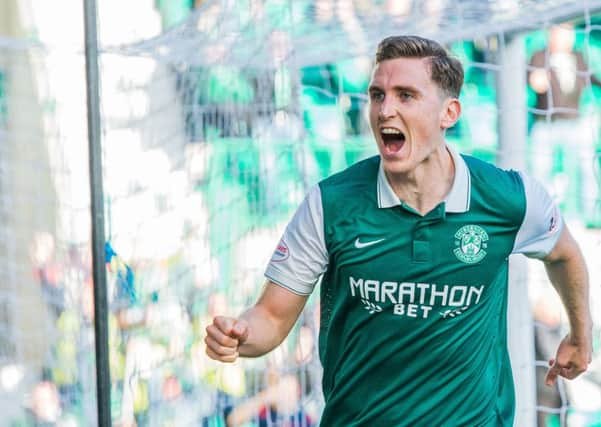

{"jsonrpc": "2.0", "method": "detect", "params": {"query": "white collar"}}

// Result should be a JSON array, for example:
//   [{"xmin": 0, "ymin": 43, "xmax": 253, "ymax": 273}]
[{"xmin": 376, "ymin": 144, "xmax": 471, "ymax": 213}]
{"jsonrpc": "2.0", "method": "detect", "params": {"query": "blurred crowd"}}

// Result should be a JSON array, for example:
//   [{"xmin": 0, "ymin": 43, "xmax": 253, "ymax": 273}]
[
  {"xmin": 9, "ymin": 233, "xmax": 322, "ymax": 426},
  {"xmin": 1, "ymin": 2, "xmax": 601, "ymax": 426}
]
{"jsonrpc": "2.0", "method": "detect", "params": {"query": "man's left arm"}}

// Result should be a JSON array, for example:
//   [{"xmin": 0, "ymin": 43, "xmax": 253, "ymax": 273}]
[{"xmin": 542, "ymin": 226, "xmax": 592, "ymax": 386}]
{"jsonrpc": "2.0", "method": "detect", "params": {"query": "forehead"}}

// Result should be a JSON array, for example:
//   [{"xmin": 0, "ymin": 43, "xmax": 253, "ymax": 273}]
[{"xmin": 369, "ymin": 57, "xmax": 434, "ymax": 90}]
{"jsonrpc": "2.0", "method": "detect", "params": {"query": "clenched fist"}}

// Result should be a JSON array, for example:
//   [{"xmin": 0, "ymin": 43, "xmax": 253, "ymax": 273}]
[{"xmin": 205, "ymin": 316, "xmax": 249, "ymax": 363}]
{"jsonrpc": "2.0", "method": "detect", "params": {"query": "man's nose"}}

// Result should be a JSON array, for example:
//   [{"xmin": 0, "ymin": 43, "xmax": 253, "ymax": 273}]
[{"xmin": 378, "ymin": 97, "xmax": 397, "ymax": 120}]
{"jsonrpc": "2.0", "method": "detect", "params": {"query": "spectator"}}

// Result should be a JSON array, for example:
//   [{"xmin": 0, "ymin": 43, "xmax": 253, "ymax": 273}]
[
  {"xmin": 224, "ymin": 367, "xmax": 314, "ymax": 427},
  {"xmin": 528, "ymin": 23, "xmax": 601, "ymax": 222}
]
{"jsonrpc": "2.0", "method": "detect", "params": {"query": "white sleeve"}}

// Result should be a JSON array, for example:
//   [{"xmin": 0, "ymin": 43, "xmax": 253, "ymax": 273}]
[
  {"xmin": 512, "ymin": 171, "xmax": 564, "ymax": 259},
  {"xmin": 264, "ymin": 184, "xmax": 328, "ymax": 295}
]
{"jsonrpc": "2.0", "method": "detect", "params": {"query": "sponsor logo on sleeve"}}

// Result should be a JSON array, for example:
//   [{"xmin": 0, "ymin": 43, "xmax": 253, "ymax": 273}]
[
  {"xmin": 271, "ymin": 240, "xmax": 290, "ymax": 262},
  {"xmin": 548, "ymin": 207, "xmax": 559, "ymax": 234}
]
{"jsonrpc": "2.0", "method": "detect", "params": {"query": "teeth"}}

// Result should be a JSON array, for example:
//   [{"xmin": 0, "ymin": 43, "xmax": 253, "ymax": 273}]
[{"xmin": 381, "ymin": 128, "xmax": 402, "ymax": 135}]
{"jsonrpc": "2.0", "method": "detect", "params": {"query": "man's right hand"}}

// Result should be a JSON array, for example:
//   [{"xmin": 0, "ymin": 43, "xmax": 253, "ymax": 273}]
[{"xmin": 205, "ymin": 316, "xmax": 249, "ymax": 363}]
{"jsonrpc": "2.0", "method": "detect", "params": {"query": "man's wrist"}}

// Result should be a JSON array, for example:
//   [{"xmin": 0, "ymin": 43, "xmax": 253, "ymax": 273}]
[{"xmin": 569, "ymin": 327, "xmax": 592, "ymax": 345}]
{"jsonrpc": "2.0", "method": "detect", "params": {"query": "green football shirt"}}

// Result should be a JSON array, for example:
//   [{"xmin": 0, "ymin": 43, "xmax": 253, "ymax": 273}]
[{"xmin": 265, "ymin": 145, "xmax": 563, "ymax": 427}]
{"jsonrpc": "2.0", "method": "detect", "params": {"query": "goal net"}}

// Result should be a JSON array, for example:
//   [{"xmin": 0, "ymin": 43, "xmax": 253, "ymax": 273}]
[{"xmin": 0, "ymin": 0, "xmax": 600, "ymax": 426}]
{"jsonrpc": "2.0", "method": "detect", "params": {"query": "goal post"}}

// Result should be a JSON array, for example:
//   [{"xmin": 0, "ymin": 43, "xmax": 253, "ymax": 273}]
[
  {"xmin": 1, "ymin": 1, "xmax": 601, "ymax": 426},
  {"xmin": 497, "ymin": 32, "xmax": 537, "ymax": 427}
]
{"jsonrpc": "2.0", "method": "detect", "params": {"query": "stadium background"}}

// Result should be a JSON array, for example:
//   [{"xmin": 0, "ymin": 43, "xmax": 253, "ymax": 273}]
[{"xmin": 0, "ymin": 0, "xmax": 600, "ymax": 426}]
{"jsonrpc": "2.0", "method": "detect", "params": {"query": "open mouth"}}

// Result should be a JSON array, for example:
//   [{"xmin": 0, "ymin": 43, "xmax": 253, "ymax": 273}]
[{"xmin": 380, "ymin": 128, "xmax": 406, "ymax": 154}]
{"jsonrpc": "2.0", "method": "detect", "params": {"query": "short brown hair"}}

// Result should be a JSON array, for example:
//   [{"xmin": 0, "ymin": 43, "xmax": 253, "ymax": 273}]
[{"xmin": 375, "ymin": 35, "xmax": 464, "ymax": 98}]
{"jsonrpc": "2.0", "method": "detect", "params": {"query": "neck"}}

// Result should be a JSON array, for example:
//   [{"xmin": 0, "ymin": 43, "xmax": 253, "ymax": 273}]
[{"xmin": 385, "ymin": 144, "xmax": 455, "ymax": 215}]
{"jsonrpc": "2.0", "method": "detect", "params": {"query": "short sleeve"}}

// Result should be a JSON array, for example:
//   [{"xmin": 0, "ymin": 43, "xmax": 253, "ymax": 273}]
[
  {"xmin": 512, "ymin": 172, "xmax": 564, "ymax": 259},
  {"xmin": 264, "ymin": 185, "xmax": 328, "ymax": 295}
]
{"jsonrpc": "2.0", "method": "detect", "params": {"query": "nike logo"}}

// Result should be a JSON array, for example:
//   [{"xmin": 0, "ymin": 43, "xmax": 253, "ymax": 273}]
[{"xmin": 354, "ymin": 237, "xmax": 386, "ymax": 249}]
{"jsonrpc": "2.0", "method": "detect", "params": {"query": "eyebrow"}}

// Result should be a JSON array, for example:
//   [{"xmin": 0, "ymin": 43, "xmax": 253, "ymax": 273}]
[{"xmin": 368, "ymin": 85, "xmax": 420, "ymax": 94}]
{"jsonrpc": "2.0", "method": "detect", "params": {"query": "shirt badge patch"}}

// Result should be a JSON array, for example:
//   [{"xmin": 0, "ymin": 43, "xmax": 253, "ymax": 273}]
[
  {"xmin": 453, "ymin": 225, "xmax": 489, "ymax": 264},
  {"xmin": 271, "ymin": 240, "xmax": 290, "ymax": 262}
]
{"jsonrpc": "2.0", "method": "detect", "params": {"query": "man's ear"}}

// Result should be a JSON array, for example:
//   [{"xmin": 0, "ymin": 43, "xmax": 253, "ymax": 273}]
[{"xmin": 440, "ymin": 98, "xmax": 461, "ymax": 130}]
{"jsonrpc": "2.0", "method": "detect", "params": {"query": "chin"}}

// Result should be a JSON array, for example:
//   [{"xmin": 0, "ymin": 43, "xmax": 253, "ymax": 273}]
[{"xmin": 379, "ymin": 156, "xmax": 414, "ymax": 175}]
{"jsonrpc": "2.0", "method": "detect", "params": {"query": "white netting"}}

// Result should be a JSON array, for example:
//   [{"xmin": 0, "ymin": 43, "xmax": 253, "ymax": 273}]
[
  {"xmin": 110, "ymin": 0, "xmax": 601, "ymax": 68},
  {"xmin": 0, "ymin": 41, "xmax": 98, "ymax": 427},
  {"xmin": 1, "ymin": 0, "xmax": 601, "ymax": 426}
]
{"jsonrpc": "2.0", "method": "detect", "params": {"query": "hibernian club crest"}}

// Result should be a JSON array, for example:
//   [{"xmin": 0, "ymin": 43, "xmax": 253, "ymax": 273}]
[{"xmin": 454, "ymin": 225, "xmax": 489, "ymax": 264}]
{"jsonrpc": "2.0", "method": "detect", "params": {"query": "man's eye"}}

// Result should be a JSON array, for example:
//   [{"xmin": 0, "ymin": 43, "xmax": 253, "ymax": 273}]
[
  {"xmin": 400, "ymin": 92, "xmax": 413, "ymax": 100},
  {"xmin": 370, "ymin": 92, "xmax": 384, "ymax": 101}
]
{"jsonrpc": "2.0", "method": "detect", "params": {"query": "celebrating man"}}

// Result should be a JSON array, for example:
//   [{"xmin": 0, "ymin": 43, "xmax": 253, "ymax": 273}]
[{"xmin": 205, "ymin": 35, "xmax": 591, "ymax": 426}]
